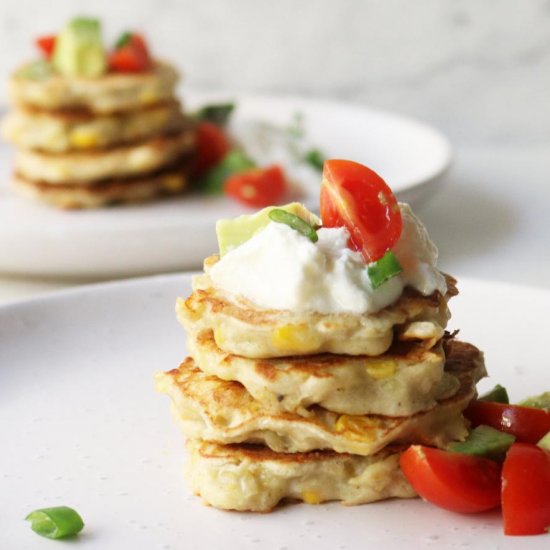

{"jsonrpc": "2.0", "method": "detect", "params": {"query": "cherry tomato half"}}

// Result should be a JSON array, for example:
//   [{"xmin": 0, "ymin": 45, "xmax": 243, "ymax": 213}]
[
  {"xmin": 465, "ymin": 401, "xmax": 550, "ymax": 444},
  {"xmin": 224, "ymin": 165, "xmax": 287, "ymax": 208},
  {"xmin": 400, "ymin": 445, "xmax": 502, "ymax": 514},
  {"xmin": 320, "ymin": 159, "xmax": 402, "ymax": 262},
  {"xmin": 192, "ymin": 122, "xmax": 231, "ymax": 177},
  {"xmin": 502, "ymin": 443, "xmax": 550, "ymax": 535},
  {"xmin": 36, "ymin": 35, "xmax": 56, "ymax": 58},
  {"xmin": 109, "ymin": 34, "xmax": 151, "ymax": 73}
]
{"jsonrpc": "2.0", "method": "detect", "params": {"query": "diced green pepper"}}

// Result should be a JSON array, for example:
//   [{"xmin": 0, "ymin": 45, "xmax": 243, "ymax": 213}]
[
  {"xmin": 448, "ymin": 425, "xmax": 515, "ymax": 459},
  {"xmin": 367, "ymin": 251, "xmax": 403, "ymax": 289},
  {"xmin": 268, "ymin": 209, "xmax": 318, "ymax": 242},
  {"xmin": 196, "ymin": 149, "xmax": 256, "ymax": 194},
  {"xmin": 479, "ymin": 384, "xmax": 510, "ymax": 404}
]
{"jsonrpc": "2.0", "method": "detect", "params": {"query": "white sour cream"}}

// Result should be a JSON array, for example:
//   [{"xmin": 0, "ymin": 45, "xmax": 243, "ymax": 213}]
[{"xmin": 209, "ymin": 203, "xmax": 447, "ymax": 315}]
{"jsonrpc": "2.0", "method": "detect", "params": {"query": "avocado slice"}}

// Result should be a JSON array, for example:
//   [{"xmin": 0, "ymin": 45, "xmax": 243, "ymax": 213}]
[
  {"xmin": 52, "ymin": 17, "xmax": 106, "ymax": 78},
  {"xmin": 479, "ymin": 384, "xmax": 509, "ymax": 404},
  {"xmin": 216, "ymin": 203, "xmax": 321, "ymax": 257},
  {"xmin": 448, "ymin": 425, "xmax": 515, "ymax": 459},
  {"xmin": 519, "ymin": 391, "xmax": 550, "ymax": 412}
]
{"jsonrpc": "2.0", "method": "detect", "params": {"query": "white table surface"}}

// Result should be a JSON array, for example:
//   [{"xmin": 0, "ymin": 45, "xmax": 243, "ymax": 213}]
[{"xmin": 1, "ymin": 143, "xmax": 548, "ymax": 305}]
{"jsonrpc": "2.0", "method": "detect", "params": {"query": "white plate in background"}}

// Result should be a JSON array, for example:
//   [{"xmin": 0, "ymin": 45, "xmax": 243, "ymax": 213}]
[
  {"xmin": 0, "ymin": 275, "xmax": 547, "ymax": 550},
  {"xmin": 0, "ymin": 94, "xmax": 451, "ymax": 278}
]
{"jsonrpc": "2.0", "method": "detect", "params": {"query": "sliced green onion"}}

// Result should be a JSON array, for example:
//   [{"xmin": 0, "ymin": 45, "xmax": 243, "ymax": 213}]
[
  {"xmin": 304, "ymin": 148, "xmax": 325, "ymax": 171},
  {"xmin": 448, "ymin": 425, "xmax": 515, "ymax": 459},
  {"xmin": 25, "ymin": 506, "xmax": 84, "ymax": 539},
  {"xmin": 518, "ymin": 391, "xmax": 550, "ymax": 411},
  {"xmin": 196, "ymin": 149, "xmax": 256, "ymax": 194},
  {"xmin": 479, "ymin": 384, "xmax": 510, "ymax": 404},
  {"xmin": 115, "ymin": 31, "xmax": 132, "ymax": 49},
  {"xmin": 367, "ymin": 251, "xmax": 402, "ymax": 289},
  {"xmin": 268, "ymin": 209, "xmax": 318, "ymax": 242},
  {"xmin": 196, "ymin": 103, "xmax": 236, "ymax": 126}
]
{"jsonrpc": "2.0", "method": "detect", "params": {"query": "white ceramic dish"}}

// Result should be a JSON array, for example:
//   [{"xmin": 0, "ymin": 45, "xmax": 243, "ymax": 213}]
[
  {"xmin": 0, "ymin": 93, "xmax": 451, "ymax": 278},
  {"xmin": 0, "ymin": 274, "xmax": 547, "ymax": 549}
]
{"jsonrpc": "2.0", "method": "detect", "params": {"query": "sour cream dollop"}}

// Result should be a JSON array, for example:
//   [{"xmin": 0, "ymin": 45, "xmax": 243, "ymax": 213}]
[{"xmin": 209, "ymin": 204, "xmax": 447, "ymax": 315}]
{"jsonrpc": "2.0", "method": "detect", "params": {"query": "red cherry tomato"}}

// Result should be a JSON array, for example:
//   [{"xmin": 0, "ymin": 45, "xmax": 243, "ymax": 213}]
[
  {"xmin": 320, "ymin": 159, "xmax": 402, "ymax": 262},
  {"xmin": 224, "ymin": 165, "xmax": 287, "ymax": 208},
  {"xmin": 193, "ymin": 122, "xmax": 231, "ymax": 176},
  {"xmin": 400, "ymin": 445, "xmax": 502, "ymax": 514},
  {"xmin": 109, "ymin": 33, "xmax": 151, "ymax": 73},
  {"xmin": 129, "ymin": 34, "xmax": 150, "ymax": 58},
  {"xmin": 465, "ymin": 401, "xmax": 550, "ymax": 444},
  {"xmin": 502, "ymin": 443, "xmax": 550, "ymax": 535},
  {"xmin": 36, "ymin": 35, "xmax": 56, "ymax": 58}
]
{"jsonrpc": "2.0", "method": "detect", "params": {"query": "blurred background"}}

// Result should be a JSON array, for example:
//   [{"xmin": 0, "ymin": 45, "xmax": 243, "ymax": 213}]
[
  {"xmin": 2, "ymin": 0, "xmax": 548, "ymax": 145},
  {"xmin": 1, "ymin": 0, "xmax": 549, "ymax": 296}
]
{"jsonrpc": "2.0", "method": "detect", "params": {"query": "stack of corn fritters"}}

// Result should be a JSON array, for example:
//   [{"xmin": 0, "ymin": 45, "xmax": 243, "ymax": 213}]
[
  {"xmin": 2, "ymin": 61, "xmax": 195, "ymax": 208},
  {"xmin": 156, "ymin": 255, "xmax": 487, "ymax": 512}
]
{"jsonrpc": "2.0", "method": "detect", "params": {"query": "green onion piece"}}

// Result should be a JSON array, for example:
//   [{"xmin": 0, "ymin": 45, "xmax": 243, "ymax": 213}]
[
  {"xmin": 25, "ymin": 506, "xmax": 84, "ymax": 539},
  {"xmin": 448, "ymin": 425, "xmax": 515, "ymax": 459},
  {"xmin": 518, "ymin": 391, "xmax": 550, "ymax": 411},
  {"xmin": 479, "ymin": 384, "xmax": 510, "ymax": 404},
  {"xmin": 196, "ymin": 149, "xmax": 256, "ymax": 194},
  {"xmin": 17, "ymin": 60, "xmax": 54, "ymax": 80},
  {"xmin": 287, "ymin": 112, "xmax": 305, "ymax": 138},
  {"xmin": 537, "ymin": 431, "xmax": 550, "ymax": 451},
  {"xmin": 115, "ymin": 31, "xmax": 132, "ymax": 49},
  {"xmin": 268, "ymin": 209, "xmax": 318, "ymax": 242},
  {"xmin": 367, "ymin": 251, "xmax": 402, "ymax": 289},
  {"xmin": 304, "ymin": 148, "xmax": 325, "ymax": 171},
  {"xmin": 196, "ymin": 103, "xmax": 236, "ymax": 126}
]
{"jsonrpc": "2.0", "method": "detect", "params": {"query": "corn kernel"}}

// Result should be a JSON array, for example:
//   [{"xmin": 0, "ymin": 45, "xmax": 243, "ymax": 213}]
[
  {"xmin": 272, "ymin": 324, "xmax": 321, "ymax": 353},
  {"xmin": 162, "ymin": 174, "xmax": 185, "ymax": 192},
  {"xmin": 334, "ymin": 415, "xmax": 375, "ymax": 440},
  {"xmin": 140, "ymin": 90, "xmax": 158, "ymax": 104},
  {"xmin": 214, "ymin": 326, "xmax": 226, "ymax": 346},
  {"xmin": 301, "ymin": 491, "xmax": 322, "ymax": 505},
  {"xmin": 366, "ymin": 359, "xmax": 397, "ymax": 380},
  {"xmin": 70, "ymin": 130, "xmax": 99, "ymax": 149}
]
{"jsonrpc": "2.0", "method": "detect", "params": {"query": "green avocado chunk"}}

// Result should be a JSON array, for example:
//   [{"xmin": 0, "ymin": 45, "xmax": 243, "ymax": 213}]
[
  {"xmin": 537, "ymin": 431, "xmax": 550, "ymax": 452},
  {"xmin": 518, "ymin": 391, "xmax": 550, "ymax": 412},
  {"xmin": 478, "ymin": 384, "xmax": 509, "ymax": 404},
  {"xmin": 448, "ymin": 425, "xmax": 515, "ymax": 459},
  {"xmin": 17, "ymin": 59, "xmax": 55, "ymax": 80},
  {"xmin": 52, "ymin": 17, "xmax": 107, "ymax": 78},
  {"xmin": 216, "ymin": 203, "xmax": 321, "ymax": 257}
]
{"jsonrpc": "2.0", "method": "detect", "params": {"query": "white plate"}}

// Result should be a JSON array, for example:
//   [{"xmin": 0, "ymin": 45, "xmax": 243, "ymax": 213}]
[
  {"xmin": 0, "ymin": 93, "xmax": 451, "ymax": 278},
  {"xmin": 0, "ymin": 275, "xmax": 547, "ymax": 550}
]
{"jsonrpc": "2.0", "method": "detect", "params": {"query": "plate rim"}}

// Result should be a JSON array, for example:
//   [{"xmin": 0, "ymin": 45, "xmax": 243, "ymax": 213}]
[{"xmin": 0, "ymin": 92, "xmax": 453, "ymax": 278}]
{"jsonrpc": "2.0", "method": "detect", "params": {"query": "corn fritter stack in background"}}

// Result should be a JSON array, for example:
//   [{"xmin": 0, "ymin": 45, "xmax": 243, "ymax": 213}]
[{"xmin": 2, "ymin": 17, "xmax": 196, "ymax": 209}]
